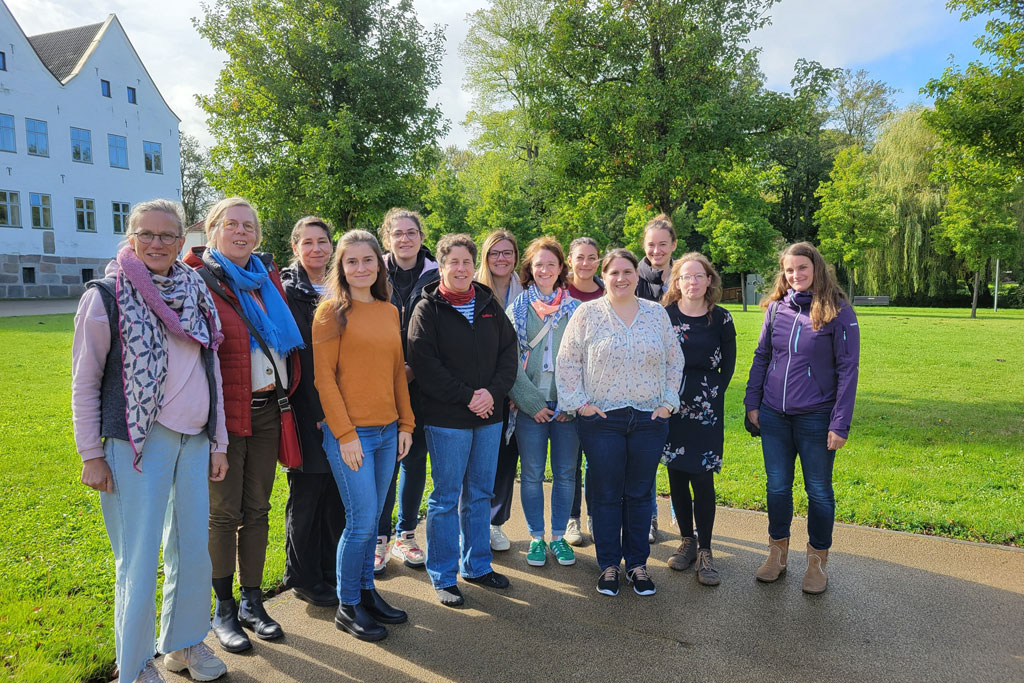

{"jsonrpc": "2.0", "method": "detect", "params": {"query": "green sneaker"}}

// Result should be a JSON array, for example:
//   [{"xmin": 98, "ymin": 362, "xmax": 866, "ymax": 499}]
[
  {"xmin": 526, "ymin": 539, "xmax": 548, "ymax": 566},
  {"xmin": 549, "ymin": 538, "xmax": 576, "ymax": 566}
]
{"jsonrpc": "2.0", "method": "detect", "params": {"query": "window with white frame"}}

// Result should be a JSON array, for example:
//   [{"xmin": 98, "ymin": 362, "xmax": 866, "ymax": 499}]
[
  {"xmin": 112, "ymin": 201, "xmax": 130, "ymax": 234},
  {"xmin": 0, "ymin": 114, "xmax": 15, "ymax": 152},
  {"xmin": 71, "ymin": 127, "xmax": 93, "ymax": 163},
  {"xmin": 26, "ymin": 119, "xmax": 49, "ymax": 156},
  {"xmin": 0, "ymin": 190, "xmax": 21, "ymax": 227},
  {"xmin": 108, "ymin": 134, "xmax": 128, "ymax": 169},
  {"xmin": 75, "ymin": 198, "xmax": 96, "ymax": 232},
  {"xmin": 143, "ymin": 141, "xmax": 163, "ymax": 173},
  {"xmin": 30, "ymin": 193, "xmax": 52, "ymax": 229}
]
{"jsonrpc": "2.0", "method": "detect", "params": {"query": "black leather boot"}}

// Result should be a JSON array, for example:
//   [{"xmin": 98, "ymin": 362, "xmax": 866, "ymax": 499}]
[
  {"xmin": 238, "ymin": 586, "xmax": 284, "ymax": 639},
  {"xmin": 293, "ymin": 581, "xmax": 339, "ymax": 607},
  {"xmin": 335, "ymin": 603, "xmax": 387, "ymax": 641},
  {"xmin": 360, "ymin": 588, "xmax": 408, "ymax": 624},
  {"xmin": 212, "ymin": 597, "xmax": 252, "ymax": 653}
]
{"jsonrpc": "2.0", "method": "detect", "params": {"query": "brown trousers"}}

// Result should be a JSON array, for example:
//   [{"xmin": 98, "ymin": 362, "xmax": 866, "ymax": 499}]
[{"xmin": 208, "ymin": 400, "xmax": 280, "ymax": 586}]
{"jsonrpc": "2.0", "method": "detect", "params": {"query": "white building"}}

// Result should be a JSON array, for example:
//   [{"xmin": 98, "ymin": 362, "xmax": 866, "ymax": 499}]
[{"xmin": 0, "ymin": 2, "xmax": 181, "ymax": 298}]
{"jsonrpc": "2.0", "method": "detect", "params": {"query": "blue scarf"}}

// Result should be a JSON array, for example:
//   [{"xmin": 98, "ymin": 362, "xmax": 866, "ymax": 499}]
[
  {"xmin": 208, "ymin": 248, "xmax": 304, "ymax": 355},
  {"xmin": 510, "ymin": 284, "xmax": 580, "ymax": 367}
]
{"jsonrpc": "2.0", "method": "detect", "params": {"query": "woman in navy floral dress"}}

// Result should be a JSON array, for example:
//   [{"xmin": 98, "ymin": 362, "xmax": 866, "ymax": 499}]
[{"xmin": 661, "ymin": 253, "xmax": 736, "ymax": 586}]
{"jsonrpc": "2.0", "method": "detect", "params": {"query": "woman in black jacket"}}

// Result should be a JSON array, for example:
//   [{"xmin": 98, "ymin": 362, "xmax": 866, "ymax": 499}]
[
  {"xmin": 280, "ymin": 216, "xmax": 344, "ymax": 607},
  {"xmin": 406, "ymin": 233, "xmax": 519, "ymax": 608}
]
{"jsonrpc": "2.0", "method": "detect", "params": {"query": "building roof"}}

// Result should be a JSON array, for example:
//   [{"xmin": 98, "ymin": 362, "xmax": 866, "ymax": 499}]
[{"xmin": 27, "ymin": 22, "xmax": 104, "ymax": 82}]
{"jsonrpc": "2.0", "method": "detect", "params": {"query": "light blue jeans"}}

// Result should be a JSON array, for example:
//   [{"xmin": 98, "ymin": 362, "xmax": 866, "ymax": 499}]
[
  {"xmin": 323, "ymin": 422, "xmax": 398, "ymax": 605},
  {"xmin": 424, "ymin": 422, "xmax": 502, "ymax": 589},
  {"xmin": 515, "ymin": 404, "xmax": 580, "ymax": 538},
  {"xmin": 101, "ymin": 422, "xmax": 212, "ymax": 683}
]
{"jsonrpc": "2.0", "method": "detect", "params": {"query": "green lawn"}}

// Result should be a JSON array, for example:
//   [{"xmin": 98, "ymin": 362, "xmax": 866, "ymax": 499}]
[{"xmin": 1, "ymin": 306, "xmax": 1022, "ymax": 681}]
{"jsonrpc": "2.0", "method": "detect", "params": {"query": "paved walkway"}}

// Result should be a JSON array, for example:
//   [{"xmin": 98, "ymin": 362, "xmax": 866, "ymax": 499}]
[
  {"xmin": 0, "ymin": 297, "xmax": 80, "ymax": 317},
  {"xmin": 168, "ymin": 491, "xmax": 1023, "ymax": 683}
]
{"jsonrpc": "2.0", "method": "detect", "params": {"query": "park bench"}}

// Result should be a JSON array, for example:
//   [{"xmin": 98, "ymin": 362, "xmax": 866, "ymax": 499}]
[{"xmin": 853, "ymin": 295, "xmax": 890, "ymax": 306}]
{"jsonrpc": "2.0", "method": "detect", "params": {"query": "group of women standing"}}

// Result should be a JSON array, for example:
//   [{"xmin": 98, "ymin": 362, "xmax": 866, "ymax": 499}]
[{"xmin": 72, "ymin": 199, "xmax": 859, "ymax": 679}]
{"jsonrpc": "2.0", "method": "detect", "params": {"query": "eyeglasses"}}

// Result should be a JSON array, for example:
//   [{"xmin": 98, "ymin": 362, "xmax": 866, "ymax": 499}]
[
  {"xmin": 222, "ymin": 219, "xmax": 256, "ymax": 234},
  {"xmin": 488, "ymin": 250, "xmax": 515, "ymax": 259},
  {"xmin": 391, "ymin": 229, "xmax": 420, "ymax": 241},
  {"xmin": 679, "ymin": 273, "xmax": 708, "ymax": 283},
  {"xmin": 132, "ymin": 231, "xmax": 182, "ymax": 245}
]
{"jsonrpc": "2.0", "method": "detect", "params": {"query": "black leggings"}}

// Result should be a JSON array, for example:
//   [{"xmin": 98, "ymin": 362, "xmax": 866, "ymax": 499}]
[{"xmin": 667, "ymin": 468, "xmax": 716, "ymax": 549}]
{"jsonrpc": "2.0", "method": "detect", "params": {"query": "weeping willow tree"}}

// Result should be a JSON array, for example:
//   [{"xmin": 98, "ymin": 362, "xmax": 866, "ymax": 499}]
[{"xmin": 863, "ymin": 108, "xmax": 960, "ymax": 300}]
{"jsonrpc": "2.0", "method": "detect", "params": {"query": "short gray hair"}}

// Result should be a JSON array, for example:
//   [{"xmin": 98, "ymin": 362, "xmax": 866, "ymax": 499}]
[{"xmin": 127, "ymin": 199, "xmax": 185, "ymax": 236}]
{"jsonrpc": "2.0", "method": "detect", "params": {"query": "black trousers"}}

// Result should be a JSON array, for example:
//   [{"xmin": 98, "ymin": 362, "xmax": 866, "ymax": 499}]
[
  {"xmin": 667, "ymin": 468, "xmax": 716, "ymax": 549},
  {"xmin": 283, "ymin": 471, "xmax": 345, "ymax": 589},
  {"xmin": 490, "ymin": 413, "xmax": 520, "ymax": 526}
]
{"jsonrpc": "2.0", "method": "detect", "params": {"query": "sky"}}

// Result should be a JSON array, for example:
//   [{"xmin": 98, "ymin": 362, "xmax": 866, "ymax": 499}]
[{"xmin": 7, "ymin": 0, "xmax": 990, "ymax": 149}]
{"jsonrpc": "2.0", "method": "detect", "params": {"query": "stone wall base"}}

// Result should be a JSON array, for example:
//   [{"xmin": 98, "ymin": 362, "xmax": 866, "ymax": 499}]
[{"xmin": 0, "ymin": 253, "xmax": 113, "ymax": 299}]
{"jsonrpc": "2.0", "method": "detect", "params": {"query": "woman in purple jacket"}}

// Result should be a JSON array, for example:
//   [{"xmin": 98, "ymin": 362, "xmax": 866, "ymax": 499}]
[{"xmin": 744, "ymin": 242, "xmax": 859, "ymax": 595}]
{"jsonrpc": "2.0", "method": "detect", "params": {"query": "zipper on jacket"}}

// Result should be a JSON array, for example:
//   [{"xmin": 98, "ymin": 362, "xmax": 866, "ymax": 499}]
[
  {"xmin": 793, "ymin": 324, "xmax": 802, "ymax": 353},
  {"xmin": 781, "ymin": 313, "xmax": 799, "ymax": 412}
]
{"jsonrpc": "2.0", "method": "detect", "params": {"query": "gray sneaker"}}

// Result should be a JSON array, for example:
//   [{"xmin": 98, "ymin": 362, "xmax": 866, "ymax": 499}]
[
  {"xmin": 564, "ymin": 517, "xmax": 584, "ymax": 546},
  {"xmin": 648, "ymin": 515, "xmax": 659, "ymax": 544},
  {"xmin": 696, "ymin": 548, "xmax": 721, "ymax": 586},
  {"xmin": 667, "ymin": 536, "xmax": 698, "ymax": 571}
]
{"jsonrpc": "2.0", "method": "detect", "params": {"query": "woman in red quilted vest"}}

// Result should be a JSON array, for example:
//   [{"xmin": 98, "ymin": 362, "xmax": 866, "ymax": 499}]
[{"xmin": 184, "ymin": 197, "xmax": 302, "ymax": 654}]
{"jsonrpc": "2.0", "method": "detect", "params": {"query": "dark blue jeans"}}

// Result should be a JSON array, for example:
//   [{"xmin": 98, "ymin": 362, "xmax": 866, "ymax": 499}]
[
  {"xmin": 378, "ymin": 425, "xmax": 429, "ymax": 538},
  {"xmin": 759, "ymin": 403, "xmax": 836, "ymax": 550},
  {"xmin": 576, "ymin": 407, "xmax": 668, "ymax": 571}
]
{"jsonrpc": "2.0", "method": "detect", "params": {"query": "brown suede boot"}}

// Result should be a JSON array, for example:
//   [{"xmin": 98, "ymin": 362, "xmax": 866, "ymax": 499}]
[
  {"xmin": 802, "ymin": 544, "xmax": 829, "ymax": 594},
  {"xmin": 755, "ymin": 536, "xmax": 789, "ymax": 582}
]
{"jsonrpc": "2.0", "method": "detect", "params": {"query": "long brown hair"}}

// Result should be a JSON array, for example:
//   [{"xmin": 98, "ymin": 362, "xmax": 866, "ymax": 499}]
[
  {"xmin": 520, "ymin": 236, "xmax": 569, "ymax": 289},
  {"xmin": 320, "ymin": 230, "xmax": 391, "ymax": 332},
  {"xmin": 762, "ymin": 242, "xmax": 847, "ymax": 330},
  {"xmin": 661, "ymin": 252, "xmax": 722, "ymax": 315}
]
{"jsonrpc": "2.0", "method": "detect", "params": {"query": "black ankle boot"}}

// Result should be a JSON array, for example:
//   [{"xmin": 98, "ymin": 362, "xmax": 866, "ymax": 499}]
[
  {"xmin": 238, "ymin": 586, "xmax": 284, "ymax": 639},
  {"xmin": 335, "ymin": 603, "xmax": 387, "ymax": 641},
  {"xmin": 212, "ymin": 597, "xmax": 252, "ymax": 653},
  {"xmin": 360, "ymin": 588, "xmax": 408, "ymax": 624}
]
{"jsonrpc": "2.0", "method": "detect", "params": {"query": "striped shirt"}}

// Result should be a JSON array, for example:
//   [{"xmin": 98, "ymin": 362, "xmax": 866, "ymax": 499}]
[{"xmin": 453, "ymin": 297, "xmax": 475, "ymax": 324}]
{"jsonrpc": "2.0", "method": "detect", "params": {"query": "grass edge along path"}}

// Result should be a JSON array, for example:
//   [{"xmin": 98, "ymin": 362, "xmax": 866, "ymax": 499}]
[{"xmin": 1, "ymin": 306, "xmax": 1022, "ymax": 681}]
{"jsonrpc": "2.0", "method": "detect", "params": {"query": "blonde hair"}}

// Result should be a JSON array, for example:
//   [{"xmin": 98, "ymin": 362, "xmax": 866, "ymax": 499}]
[
  {"xmin": 127, "ymin": 199, "xmax": 185, "ymax": 236},
  {"xmin": 205, "ymin": 197, "xmax": 262, "ymax": 248},
  {"xmin": 321, "ymin": 230, "xmax": 390, "ymax": 332},
  {"xmin": 661, "ymin": 252, "xmax": 722, "ymax": 314},
  {"xmin": 378, "ymin": 208, "xmax": 424, "ymax": 252},
  {"xmin": 474, "ymin": 230, "xmax": 519, "ymax": 306},
  {"xmin": 520, "ymin": 236, "xmax": 569, "ymax": 289},
  {"xmin": 763, "ymin": 242, "xmax": 847, "ymax": 331}
]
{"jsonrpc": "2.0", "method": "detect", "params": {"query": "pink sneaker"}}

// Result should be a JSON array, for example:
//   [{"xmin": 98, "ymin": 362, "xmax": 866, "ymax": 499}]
[
  {"xmin": 373, "ymin": 536, "xmax": 389, "ymax": 575},
  {"xmin": 391, "ymin": 531, "xmax": 425, "ymax": 567}
]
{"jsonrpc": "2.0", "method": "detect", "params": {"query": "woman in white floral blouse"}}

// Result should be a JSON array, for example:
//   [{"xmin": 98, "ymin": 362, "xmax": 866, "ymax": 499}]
[{"xmin": 556, "ymin": 248, "xmax": 683, "ymax": 598}]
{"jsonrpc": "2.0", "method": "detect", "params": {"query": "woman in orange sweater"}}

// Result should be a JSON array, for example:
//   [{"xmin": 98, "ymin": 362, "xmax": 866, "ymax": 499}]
[{"xmin": 313, "ymin": 230, "xmax": 414, "ymax": 642}]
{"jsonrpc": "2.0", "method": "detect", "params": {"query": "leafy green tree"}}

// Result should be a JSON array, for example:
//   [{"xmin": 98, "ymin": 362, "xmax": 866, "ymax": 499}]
[
  {"xmin": 924, "ymin": 0, "xmax": 1024, "ymax": 169},
  {"xmin": 179, "ymin": 132, "xmax": 219, "ymax": 226},
  {"xmin": 697, "ymin": 163, "xmax": 782, "ymax": 311},
  {"xmin": 195, "ymin": 0, "xmax": 446, "ymax": 241},
  {"xmin": 814, "ymin": 146, "xmax": 895, "ymax": 299},
  {"xmin": 531, "ymin": 0, "xmax": 779, "ymax": 217},
  {"xmin": 421, "ymin": 147, "xmax": 474, "ymax": 247},
  {"xmin": 829, "ymin": 68, "xmax": 899, "ymax": 149},
  {"xmin": 932, "ymin": 145, "xmax": 1021, "ymax": 317}
]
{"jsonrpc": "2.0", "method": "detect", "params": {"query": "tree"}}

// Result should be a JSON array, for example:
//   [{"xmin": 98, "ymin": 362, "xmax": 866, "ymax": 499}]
[
  {"xmin": 697, "ymin": 163, "xmax": 782, "ymax": 311},
  {"xmin": 814, "ymin": 146, "xmax": 895, "ymax": 299},
  {"xmin": 932, "ymin": 144, "xmax": 1021, "ymax": 318},
  {"xmin": 924, "ymin": 0, "xmax": 1024, "ymax": 170},
  {"xmin": 421, "ymin": 147, "xmax": 474, "ymax": 246},
  {"xmin": 828, "ymin": 69, "xmax": 899, "ymax": 148},
  {"xmin": 179, "ymin": 132, "xmax": 218, "ymax": 226},
  {"xmin": 531, "ymin": 0, "xmax": 779, "ymax": 218},
  {"xmin": 194, "ymin": 0, "xmax": 446, "ymax": 240}
]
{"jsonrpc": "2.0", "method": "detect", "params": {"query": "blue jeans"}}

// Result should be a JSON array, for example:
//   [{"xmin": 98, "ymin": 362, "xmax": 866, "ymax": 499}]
[
  {"xmin": 759, "ymin": 403, "xmax": 836, "ymax": 550},
  {"xmin": 576, "ymin": 408, "xmax": 669, "ymax": 571},
  {"xmin": 101, "ymin": 423, "xmax": 212, "ymax": 683},
  {"xmin": 424, "ymin": 422, "xmax": 502, "ymax": 588},
  {"xmin": 323, "ymin": 422, "xmax": 398, "ymax": 605},
  {"xmin": 378, "ymin": 426, "xmax": 429, "ymax": 537},
  {"xmin": 515, "ymin": 404, "xmax": 580, "ymax": 538}
]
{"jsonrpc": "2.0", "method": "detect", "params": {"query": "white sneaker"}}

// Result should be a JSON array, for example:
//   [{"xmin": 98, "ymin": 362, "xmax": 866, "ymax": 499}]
[
  {"xmin": 564, "ymin": 517, "xmax": 584, "ymax": 546},
  {"xmin": 165, "ymin": 642, "xmax": 226, "ymax": 681},
  {"xmin": 374, "ymin": 536, "xmax": 390, "ymax": 574},
  {"xmin": 490, "ymin": 524, "xmax": 511, "ymax": 551},
  {"xmin": 131, "ymin": 660, "xmax": 165, "ymax": 683}
]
